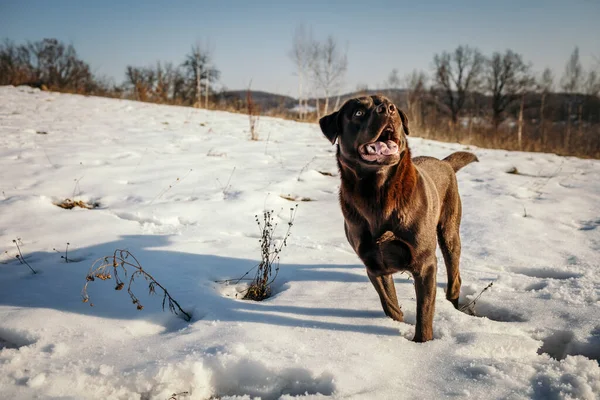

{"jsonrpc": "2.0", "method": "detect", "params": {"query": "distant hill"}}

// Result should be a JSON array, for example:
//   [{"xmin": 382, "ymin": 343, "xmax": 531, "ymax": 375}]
[
  {"xmin": 320, "ymin": 88, "xmax": 409, "ymax": 105},
  {"xmin": 217, "ymin": 88, "xmax": 412, "ymax": 116},
  {"xmin": 216, "ymin": 90, "xmax": 297, "ymax": 112}
]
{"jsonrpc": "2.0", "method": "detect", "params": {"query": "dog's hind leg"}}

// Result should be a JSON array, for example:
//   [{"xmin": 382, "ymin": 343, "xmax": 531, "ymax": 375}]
[
  {"xmin": 367, "ymin": 272, "xmax": 404, "ymax": 322},
  {"xmin": 413, "ymin": 261, "xmax": 437, "ymax": 342},
  {"xmin": 437, "ymin": 197, "xmax": 462, "ymax": 309}
]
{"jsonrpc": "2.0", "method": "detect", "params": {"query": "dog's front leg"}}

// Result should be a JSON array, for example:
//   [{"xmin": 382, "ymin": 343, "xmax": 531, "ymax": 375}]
[
  {"xmin": 412, "ymin": 260, "xmax": 437, "ymax": 342},
  {"xmin": 367, "ymin": 272, "xmax": 404, "ymax": 322}
]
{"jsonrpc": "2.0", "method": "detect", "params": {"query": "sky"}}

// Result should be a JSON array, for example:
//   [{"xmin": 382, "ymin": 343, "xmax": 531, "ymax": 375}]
[{"xmin": 1, "ymin": 0, "xmax": 599, "ymax": 97}]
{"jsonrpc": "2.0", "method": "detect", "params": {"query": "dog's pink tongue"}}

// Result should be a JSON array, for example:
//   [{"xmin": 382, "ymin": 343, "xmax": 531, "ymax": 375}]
[{"xmin": 380, "ymin": 140, "xmax": 398, "ymax": 155}]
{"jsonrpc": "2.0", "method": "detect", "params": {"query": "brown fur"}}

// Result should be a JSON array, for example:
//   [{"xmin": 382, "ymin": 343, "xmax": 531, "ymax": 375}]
[{"xmin": 319, "ymin": 95, "xmax": 478, "ymax": 342}]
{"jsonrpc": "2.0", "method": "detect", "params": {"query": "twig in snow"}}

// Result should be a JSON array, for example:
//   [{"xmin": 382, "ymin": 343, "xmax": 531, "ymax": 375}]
[
  {"xmin": 459, "ymin": 282, "xmax": 494, "ymax": 315},
  {"xmin": 297, "ymin": 156, "xmax": 317, "ymax": 181},
  {"xmin": 247, "ymin": 80, "xmax": 260, "ymax": 140},
  {"xmin": 53, "ymin": 242, "xmax": 71, "ymax": 263},
  {"xmin": 72, "ymin": 175, "xmax": 84, "ymax": 200},
  {"xmin": 167, "ymin": 391, "xmax": 190, "ymax": 400},
  {"xmin": 218, "ymin": 206, "xmax": 298, "ymax": 301},
  {"xmin": 12, "ymin": 238, "xmax": 37, "ymax": 274},
  {"xmin": 82, "ymin": 249, "xmax": 191, "ymax": 321},
  {"xmin": 264, "ymin": 129, "xmax": 272, "ymax": 155},
  {"xmin": 133, "ymin": 147, "xmax": 148, "ymax": 172},
  {"xmin": 216, "ymin": 166, "xmax": 236, "ymax": 197},
  {"xmin": 42, "ymin": 146, "xmax": 55, "ymax": 168},
  {"xmin": 216, "ymin": 205, "xmax": 298, "ymax": 300},
  {"xmin": 149, "ymin": 169, "xmax": 193, "ymax": 205},
  {"xmin": 532, "ymin": 161, "xmax": 564, "ymax": 198}
]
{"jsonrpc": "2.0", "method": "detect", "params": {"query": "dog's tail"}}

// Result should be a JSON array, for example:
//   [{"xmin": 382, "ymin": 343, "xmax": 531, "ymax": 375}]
[{"xmin": 443, "ymin": 151, "xmax": 479, "ymax": 172}]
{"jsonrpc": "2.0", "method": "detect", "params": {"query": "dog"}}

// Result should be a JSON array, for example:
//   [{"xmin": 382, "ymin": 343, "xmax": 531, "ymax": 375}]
[{"xmin": 319, "ymin": 95, "xmax": 478, "ymax": 342}]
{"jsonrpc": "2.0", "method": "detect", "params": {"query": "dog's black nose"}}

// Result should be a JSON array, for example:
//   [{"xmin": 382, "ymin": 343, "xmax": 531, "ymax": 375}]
[{"xmin": 376, "ymin": 103, "xmax": 395, "ymax": 114}]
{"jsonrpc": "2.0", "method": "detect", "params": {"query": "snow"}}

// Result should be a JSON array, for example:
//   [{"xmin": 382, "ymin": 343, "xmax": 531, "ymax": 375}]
[
  {"xmin": 290, "ymin": 104, "xmax": 317, "ymax": 114},
  {"xmin": 0, "ymin": 85, "xmax": 599, "ymax": 399}
]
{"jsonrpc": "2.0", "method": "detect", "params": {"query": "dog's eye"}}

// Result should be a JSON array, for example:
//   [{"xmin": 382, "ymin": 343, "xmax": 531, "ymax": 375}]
[{"xmin": 354, "ymin": 110, "xmax": 365, "ymax": 117}]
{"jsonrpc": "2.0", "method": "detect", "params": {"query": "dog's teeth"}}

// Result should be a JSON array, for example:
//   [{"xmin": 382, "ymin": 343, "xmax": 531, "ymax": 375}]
[{"xmin": 367, "ymin": 145, "xmax": 377, "ymax": 154}]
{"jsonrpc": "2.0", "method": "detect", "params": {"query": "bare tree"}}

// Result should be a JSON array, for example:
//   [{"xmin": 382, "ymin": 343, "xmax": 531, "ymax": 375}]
[
  {"xmin": 584, "ymin": 69, "xmax": 600, "ymax": 97},
  {"xmin": 433, "ymin": 45, "xmax": 484, "ymax": 130},
  {"xmin": 561, "ymin": 47, "xmax": 583, "ymax": 94},
  {"xmin": 537, "ymin": 67, "xmax": 554, "ymax": 145},
  {"xmin": 356, "ymin": 83, "xmax": 370, "ymax": 95},
  {"xmin": 387, "ymin": 68, "xmax": 401, "ymax": 88},
  {"xmin": 290, "ymin": 25, "xmax": 316, "ymax": 120},
  {"xmin": 154, "ymin": 62, "xmax": 174, "ymax": 103},
  {"xmin": 247, "ymin": 80, "xmax": 259, "ymax": 140},
  {"xmin": 382, "ymin": 68, "xmax": 402, "ymax": 104},
  {"xmin": 310, "ymin": 35, "xmax": 348, "ymax": 116},
  {"xmin": 1, "ymin": 38, "xmax": 96, "ymax": 92},
  {"xmin": 484, "ymin": 50, "xmax": 533, "ymax": 148},
  {"xmin": 171, "ymin": 68, "xmax": 187, "ymax": 104},
  {"xmin": 125, "ymin": 66, "xmax": 146, "ymax": 101},
  {"xmin": 205, "ymin": 66, "xmax": 210, "ymax": 108},
  {"xmin": 404, "ymin": 70, "xmax": 428, "ymax": 128},
  {"xmin": 182, "ymin": 43, "xmax": 219, "ymax": 108},
  {"xmin": 0, "ymin": 39, "xmax": 33, "ymax": 85},
  {"xmin": 561, "ymin": 47, "xmax": 584, "ymax": 149}
]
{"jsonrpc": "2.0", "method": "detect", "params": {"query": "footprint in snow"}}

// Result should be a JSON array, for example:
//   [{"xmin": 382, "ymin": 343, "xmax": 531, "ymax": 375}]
[
  {"xmin": 464, "ymin": 301, "xmax": 529, "ymax": 323},
  {"xmin": 511, "ymin": 267, "xmax": 582, "ymax": 280},
  {"xmin": 537, "ymin": 329, "xmax": 600, "ymax": 363},
  {"xmin": 578, "ymin": 219, "xmax": 600, "ymax": 231},
  {"xmin": 524, "ymin": 281, "xmax": 548, "ymax": 292}
]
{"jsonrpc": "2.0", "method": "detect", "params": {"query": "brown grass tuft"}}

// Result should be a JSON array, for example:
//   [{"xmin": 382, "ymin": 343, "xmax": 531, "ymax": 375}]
[
  {"xmin": 55, "ymin": 198, "xmax": 98, "ymax": 209},
  {"xmin": 279, "ymin": 194, "xmax": 314, "ymax": 202}
]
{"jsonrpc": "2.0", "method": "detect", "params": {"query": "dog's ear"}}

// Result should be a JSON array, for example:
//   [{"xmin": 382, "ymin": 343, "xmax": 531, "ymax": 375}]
[
  {"xmin": 398, "ymin": 109, "xmax": 410, "ymax": 136},
  {"xmin": 319, "ymin": 111, "xmax": 341, "ymax": 144}
]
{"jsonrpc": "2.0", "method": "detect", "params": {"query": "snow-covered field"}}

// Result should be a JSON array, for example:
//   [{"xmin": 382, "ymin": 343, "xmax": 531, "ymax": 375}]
[{"xmin": 0, "ymin": 85, "xmax": 599, "ymax": 400}]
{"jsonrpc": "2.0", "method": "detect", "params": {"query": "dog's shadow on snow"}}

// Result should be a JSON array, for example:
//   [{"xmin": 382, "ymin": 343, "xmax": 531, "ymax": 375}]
[{"xmin": 0, "ymin": 234, "xmax": 407, "ymax": 337}]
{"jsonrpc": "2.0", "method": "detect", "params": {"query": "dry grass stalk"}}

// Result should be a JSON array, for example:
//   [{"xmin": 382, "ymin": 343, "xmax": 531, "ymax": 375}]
[
  {"xmin": 82, "ymin": 249, "xmax": 191, "ymax": 321},
  {"xmin": 53, "ymin": 242, "xmax": 71, "ymax": 263},
  {"xmin": 459, "ymin": 282, "xmax": 494, "ymax": 315},
  {"xmin": 241, "ymin": 206, "xmax": 298, "ymax": 301},
  {"xmin": 12, "ymin": 238, "xmax": 37, "ymax": 274},
  {"xmin": 247, "ymin": 85, "xmax": 260, "ymax": 140},
  {"xmin": 297, "ymin": 156, "xmax": 317, "ymax": 181},
  {"xmin": 216, "ymin": 167, "xmax": 236, "ymax": 197},
  {"xmin": 149, "ymin": 169, "xmax": 193, "ymax": 205}
]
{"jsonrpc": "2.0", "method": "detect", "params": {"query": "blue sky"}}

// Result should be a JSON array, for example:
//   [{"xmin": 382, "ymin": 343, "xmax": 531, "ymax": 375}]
[{"xmin": 1, "ymin": 0, "xmax": 599, "ymax": 96}]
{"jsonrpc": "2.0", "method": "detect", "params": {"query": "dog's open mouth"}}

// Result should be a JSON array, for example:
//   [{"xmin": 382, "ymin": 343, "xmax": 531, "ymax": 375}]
[{"xmin": 358, "ymin": 126, "xmax": 399, "ymax": 163}]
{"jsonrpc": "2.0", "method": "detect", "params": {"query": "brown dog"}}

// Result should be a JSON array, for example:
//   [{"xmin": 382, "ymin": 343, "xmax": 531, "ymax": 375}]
[{"xmin": 319, "ymin": 95, "xmax": 478, "ymax": 342}]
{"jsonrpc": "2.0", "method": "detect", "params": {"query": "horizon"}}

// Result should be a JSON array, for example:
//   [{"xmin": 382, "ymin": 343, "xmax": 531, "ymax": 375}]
[{"xmin": 1, "ymin": 0, "xmax": 599, "ymax": 96}]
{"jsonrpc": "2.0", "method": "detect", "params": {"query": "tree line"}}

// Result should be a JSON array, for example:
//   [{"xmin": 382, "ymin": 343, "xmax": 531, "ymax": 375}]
[
  {"xmin": 0, "ymin": 38, "xmax": 220, "ymax": 107},
  {"xmin": 381, "ymin": 45, "xmax": 600, "ymax": 157},
  {"xmin": 289, "ymin": 38, "xmax": 599, "ymax": 158},
  {"xmin": 0, "ymin": 38, "xmax": 102, "ymax": 94},
  {"xmin": 1, "ymin": 37, "xmax": 599, "ymax": 157}
]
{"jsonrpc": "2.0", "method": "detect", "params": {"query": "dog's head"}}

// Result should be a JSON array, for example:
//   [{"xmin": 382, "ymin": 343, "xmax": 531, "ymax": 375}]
[{"xmin": 319, "ymin": 95, "xmax": 409, "ymax": 168}]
